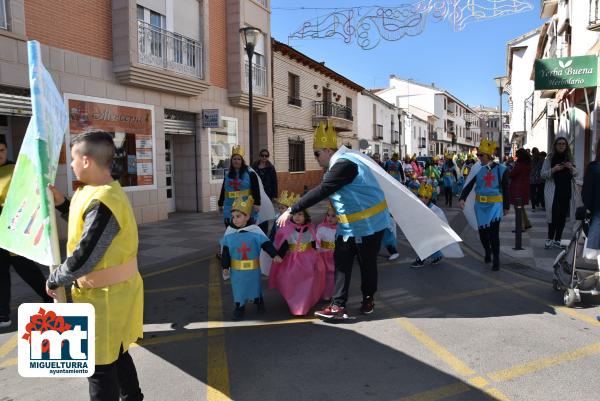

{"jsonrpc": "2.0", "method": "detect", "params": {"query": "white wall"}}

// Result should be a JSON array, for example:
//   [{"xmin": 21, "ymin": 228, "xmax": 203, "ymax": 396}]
[{"xmin": 357, "ymin": 92, "xmax": 398, "ymax": 154}]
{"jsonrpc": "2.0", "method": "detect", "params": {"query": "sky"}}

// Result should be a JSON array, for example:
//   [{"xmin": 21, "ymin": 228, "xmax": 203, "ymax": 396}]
[{"xmin": 270, "ymin": 0, "xmax": 544, "ymax": 109}]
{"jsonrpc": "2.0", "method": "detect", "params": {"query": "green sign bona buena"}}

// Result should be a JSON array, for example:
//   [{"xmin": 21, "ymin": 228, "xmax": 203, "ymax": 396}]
[{"xmin": 535, "ymin": 55, "xmax": 598, "ymax": 90}]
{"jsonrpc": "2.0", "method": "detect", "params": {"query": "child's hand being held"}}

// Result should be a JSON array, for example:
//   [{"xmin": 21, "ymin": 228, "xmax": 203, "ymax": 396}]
[
  {"xmin": 273, "ymin": 256, "xmax": 282, "ymax": 263},
  {"xmin": 222, "ymin": 268, "xmax": 231, "ymax": 281}
]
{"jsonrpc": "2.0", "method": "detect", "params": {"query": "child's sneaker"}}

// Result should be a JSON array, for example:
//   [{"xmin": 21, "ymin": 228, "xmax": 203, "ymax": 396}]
[
  {"xmin": 411, "ymin": 259, "xmax": 425, "ymax": 268},
  {"xmin": 388, "ymin": 253, "xmax": 400, "ymax": 261},
  {"xmin": 314, "ymin": 304, "xmax": 347, "ymax": 319},
  {"xmin": 544, "ymin": 239, "xmax": 553, "ymax": 249},
  {"xmin": 430, "ymin": 256, "xmax": 443, "ymax": 265},
  {"xmin": 360, "ymin": 297, "xmax": 375, "ymax": 314},
  {"xmin": 232, "ymin": 305, "xmax": 245, "ymax": 321}
]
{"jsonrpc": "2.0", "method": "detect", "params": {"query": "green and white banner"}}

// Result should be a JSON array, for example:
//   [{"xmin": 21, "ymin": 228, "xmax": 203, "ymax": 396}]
[
  {"xmin": 535, "ymin": 55, "xmax": 598, "ymax": 90},
  {"xmin": 0, "ymin": 41, "xmax": 68, "ymax": 266}
]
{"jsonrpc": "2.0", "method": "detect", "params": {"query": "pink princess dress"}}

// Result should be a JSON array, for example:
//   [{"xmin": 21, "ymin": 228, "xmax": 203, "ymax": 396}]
[
  {"xmin": 269, "ymin": 223, "xmax": 326, "ymax": 315},
  {"xmin": 316, "ymin": 220, "xmax": 336, "ymax": 300}
]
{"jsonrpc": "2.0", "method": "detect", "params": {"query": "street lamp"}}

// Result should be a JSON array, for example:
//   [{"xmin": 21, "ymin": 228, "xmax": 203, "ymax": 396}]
[
  {"xmin": 240, "ymin": 26, "xmax": 262, "ymax": 161},
  {"xmin": 494, "ymin": 76, "xmax": 509, "ymax": 161}
]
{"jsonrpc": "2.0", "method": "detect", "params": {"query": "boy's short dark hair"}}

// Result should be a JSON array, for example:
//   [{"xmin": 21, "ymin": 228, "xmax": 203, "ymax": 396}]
[
  {"xmin": 71, "ymin": 131, "xmax": 115, "ymax": 168},
  {"xmin": 0, "ymin": 136, "xmax": 7, "ymax": 147}
]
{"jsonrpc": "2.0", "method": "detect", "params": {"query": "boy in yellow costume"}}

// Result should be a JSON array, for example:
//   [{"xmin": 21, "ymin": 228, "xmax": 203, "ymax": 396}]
[{"xmin": 47, "ymin": 131, "xmax": 143, "ymax": 401}]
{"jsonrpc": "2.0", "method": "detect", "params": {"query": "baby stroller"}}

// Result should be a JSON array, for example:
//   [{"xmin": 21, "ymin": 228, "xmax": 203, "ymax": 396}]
[{"xmin": 552, "ymin": 207, "xmax": 600, "ymax": 307}]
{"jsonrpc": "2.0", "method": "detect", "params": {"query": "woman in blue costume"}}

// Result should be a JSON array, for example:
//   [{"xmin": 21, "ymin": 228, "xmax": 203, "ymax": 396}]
[
  {"xmin": 459, "ymin": 139, "xmax": 510, "ymax": 271},
  {"xmin": 218, "ymin": 145, "xmax": 261, "ymax": 227}
]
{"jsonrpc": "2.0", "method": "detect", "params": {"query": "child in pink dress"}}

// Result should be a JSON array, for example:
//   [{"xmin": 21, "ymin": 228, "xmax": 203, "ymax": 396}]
[
  {"xmin": 316, "ymin": 207, "xmax": 337, "ymax": 301},
  {"xmin": 269, "ymin": 209, "xmax": 326, "ymax": 316}
]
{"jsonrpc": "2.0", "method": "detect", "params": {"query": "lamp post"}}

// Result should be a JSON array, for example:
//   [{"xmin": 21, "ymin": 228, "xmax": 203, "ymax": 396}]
[
  {"xmin": 240, "ymin": 26, "xmax": 262, "ymax": 161},
  {"xmin": 494, "ymin": 76, "xmax": 509, "ymax": 161}
]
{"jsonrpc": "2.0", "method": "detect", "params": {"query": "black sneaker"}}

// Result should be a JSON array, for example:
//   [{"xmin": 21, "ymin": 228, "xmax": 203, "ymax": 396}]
[
  {"xmin": 254, "ymin": 297, "xmax": 265, "ymax": 313},
  {"xmin": 360, "ymin": 297, "xmax": 375, "ymax": 314},
  {"xmin": 430, "ymin": 256, "xmax": 443, "ymax": 265},
  {"xmin": 492, "ymin": 258, "xmax": 500, "ymax": 271},
  {"xmin": 411, "ymin": 259, "xmax": 425, "ymax": 268},
  {"xmin": 232, "ymin": 306, "xmax": 245, "ymax": 321},
  {"xmin": 0, "ymin": 315, "xmax": 11, "ymax": 328}
]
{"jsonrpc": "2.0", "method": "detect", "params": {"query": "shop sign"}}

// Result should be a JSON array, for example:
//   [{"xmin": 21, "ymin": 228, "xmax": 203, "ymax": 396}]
[
  {"xmin": 65, "ymin": 95, "xmax": 156, "ymax": 192},
  {"xmin": 535, "ymin": 55, "xmax": 597, "ymax": 90},
  {"xmin": 202, "ymin": 109, "xmax": 220, "ymax": 128}
]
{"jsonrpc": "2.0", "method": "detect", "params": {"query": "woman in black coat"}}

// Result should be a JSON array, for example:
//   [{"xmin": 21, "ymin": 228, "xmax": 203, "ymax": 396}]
[{"xmin": 252, "ymin": 148, "xmax": 278, "ymax": 234}]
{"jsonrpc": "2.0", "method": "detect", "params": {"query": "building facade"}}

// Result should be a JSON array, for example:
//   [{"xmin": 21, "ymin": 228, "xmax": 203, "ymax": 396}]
[
  {"xmin": 506, "ymin": 28, "xmax": 543, "ymax": 151},
  {"xmin": 271, "ymin": 39, "xmax": 361, "ymax": 194},
  {"xmin": 375, "ymin": 76, "xmax": 480, "ymax": 156},
  {"xmin": 356, "ymin": 90, "xmax": 400, "ymax": 160},
  {"xmin": 0, "ymin": 0, "xmax": 273, "ymax": 235},
  {"xmin": 534, "ymin": 0, "xmax": 600, "ymax": 176}
]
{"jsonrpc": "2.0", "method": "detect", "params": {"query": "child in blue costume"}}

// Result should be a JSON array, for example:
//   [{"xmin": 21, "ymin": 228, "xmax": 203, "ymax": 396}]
[
  {"xmin": 459, "ymin": 139, "xmax": 510, "ymax": 271},
  {"xmin": 411, "ymin": 184, "xmax": 445, "ymax": 268},
  {"xmin": 221, "ymin": 195, "xmax": 281, "ymax": 320}
]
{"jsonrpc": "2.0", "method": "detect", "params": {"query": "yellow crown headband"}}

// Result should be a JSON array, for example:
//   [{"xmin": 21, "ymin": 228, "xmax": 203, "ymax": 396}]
[
  {"xmin": 231, "ymin": 195, "xmax": 254, "ymax": 215},
  {"xmin": 231, "ymin": 145, "xmax": 245, "ymax": 157},
  {"xmin": 479, "ymin": 139, "xmax": 497, "ymax": 156},
  {"xmin": 313, "ymin": 120, "xmax": 338, "ymax": 150},
  {"xmin": 418, "ymin": 183, "xmax": 434, "ymax": 199},
  {"xmin": 277, "ymin": 191, "xmax": 300, "ymax": 207}
]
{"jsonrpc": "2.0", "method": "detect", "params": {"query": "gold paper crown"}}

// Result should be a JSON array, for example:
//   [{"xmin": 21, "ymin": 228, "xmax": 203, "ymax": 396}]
[
  {"xmin": 444, "ymin": 152, "xmax": 453, "ymax": 160},
  {"xmin": 418, "ymin": 183, "xmax": 434, "ymax": 199},
  {"xmin": 313, "ymin": 121, "xmax": 338, "ymax": 150},
  {"xmin": 277, "ymin": 191, "xmax": 300, "ymax": 207},
  {"xmin": 231, "ymin": 195, "xmax": 254, "ymax": 215},
  {"xmin": 479, "ymin": 139, "xmax": 498, "ymax": 156},
  {"xmin": 231, "ymin": 145, "xmax": 245, "ymax": 157}
]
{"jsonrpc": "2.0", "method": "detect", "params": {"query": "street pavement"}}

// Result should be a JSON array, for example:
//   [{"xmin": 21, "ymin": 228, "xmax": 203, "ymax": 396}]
[{"xmin": 1, "ymin": 202, "xmax": 600, "ymax": 401}]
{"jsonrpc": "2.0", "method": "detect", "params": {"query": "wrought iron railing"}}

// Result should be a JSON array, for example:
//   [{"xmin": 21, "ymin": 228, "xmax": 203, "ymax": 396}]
[
  {"xmin": 314, "ymin": 101, "xmax": 353, "ymax": 121},
  {"xmin": 244, "ymin": 61, "xmax": 268, "ymax": 96},
  {"xmin": 590, "ymin": 0, "xmax": 600, "ymax": 29},
  {"xmin": 137, "ymin": 21, "xmax": 203, "ymax": 78}
]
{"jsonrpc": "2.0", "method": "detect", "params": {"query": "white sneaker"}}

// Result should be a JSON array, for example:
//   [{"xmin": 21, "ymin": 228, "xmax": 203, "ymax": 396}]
[
  {"xmin": 388, "ymin": 253, "xmax": 400, "ymax": 261},
  {"xmin": 552, "ymin": 240, "xmax": 563, "ymax": 249},
  {"xmin": 544, "ymin": 239, "xmax": 553, "ymax": 249}
]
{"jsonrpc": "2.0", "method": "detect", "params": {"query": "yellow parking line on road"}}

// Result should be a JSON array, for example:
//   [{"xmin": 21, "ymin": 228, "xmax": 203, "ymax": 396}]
[
  {"xmin": 392, "ymin": 317, "xmax": 511, "ymax": 401},
  {"xmin": 142, "ymin": 255, "xmax": 213, "ymax": 278},
  {"xmin": 206, "ymin": 258, "xmax": 231, "ymax": 401},
  {"xmin": 396, "ymin": 382, "xmax": 471, "ymax": 401},
  {"xmin": 0, "ymin": 334, "xmax": 17, "ymax": 358},
  {"xmin": 0, "ymin": 357, "xmax": 17, "ymax": 368},
  {"xmin": 395, "ymin": 317, "xmax": 475, "ymax": 376},
  {"xmin": 145, "ymin": 283, "xmax": 206, "ymax": 294},
  {"xmin": 487, "ymin": 342, "xmax": 600, "ymax": 382}
]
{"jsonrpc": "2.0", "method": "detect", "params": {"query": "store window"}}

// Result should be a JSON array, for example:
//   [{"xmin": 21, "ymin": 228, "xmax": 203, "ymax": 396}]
[
  {"xmin": 65, "ymin": 95, "xmax": 156, "ymax": 193},
  {"xmin": 210, "ymin": 117, "xmax": 238, "ymax": 181}
]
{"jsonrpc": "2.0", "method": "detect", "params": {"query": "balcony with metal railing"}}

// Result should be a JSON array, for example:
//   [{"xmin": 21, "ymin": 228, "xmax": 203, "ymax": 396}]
[
  {"xmin": 243, "ymin": 61, "xmax": 268, "ymax": 96},
  {"xmin": 312, "ymin": 101, "xmax": 354, "ymax": 132},
  {"xmin": 373, "ymin": 124, "xmax": 383, "ymax": 140},
  {"xmin": 137, "ymin": 21, "xmax": 203, "ymax": 79}
]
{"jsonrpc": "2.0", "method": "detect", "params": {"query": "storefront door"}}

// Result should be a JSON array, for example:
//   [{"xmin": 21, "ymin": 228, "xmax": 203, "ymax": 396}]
[{"xmin": 165, "ymin": 135, "xmax": 175, "ymax": 213}]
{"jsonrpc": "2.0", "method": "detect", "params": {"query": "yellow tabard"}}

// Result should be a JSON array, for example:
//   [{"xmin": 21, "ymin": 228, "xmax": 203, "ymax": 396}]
[
  {"xmin": 68, "ymin": 181, "xmax": 143, "ymax": 365},
  {"xmin": 0, "ymin": 163, "xmax": 15, "ymax": 208}
]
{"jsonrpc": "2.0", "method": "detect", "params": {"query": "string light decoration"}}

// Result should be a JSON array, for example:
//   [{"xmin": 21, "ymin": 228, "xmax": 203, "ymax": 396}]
[{"xmin": 286, "ymin": 1, "xmax": 534, "ymax": 50}]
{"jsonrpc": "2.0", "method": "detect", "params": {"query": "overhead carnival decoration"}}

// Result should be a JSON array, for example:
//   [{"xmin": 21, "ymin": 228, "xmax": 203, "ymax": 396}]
[{"xmin": 287, "ymin": 0, "xmax": 534, "ymax": 50}]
